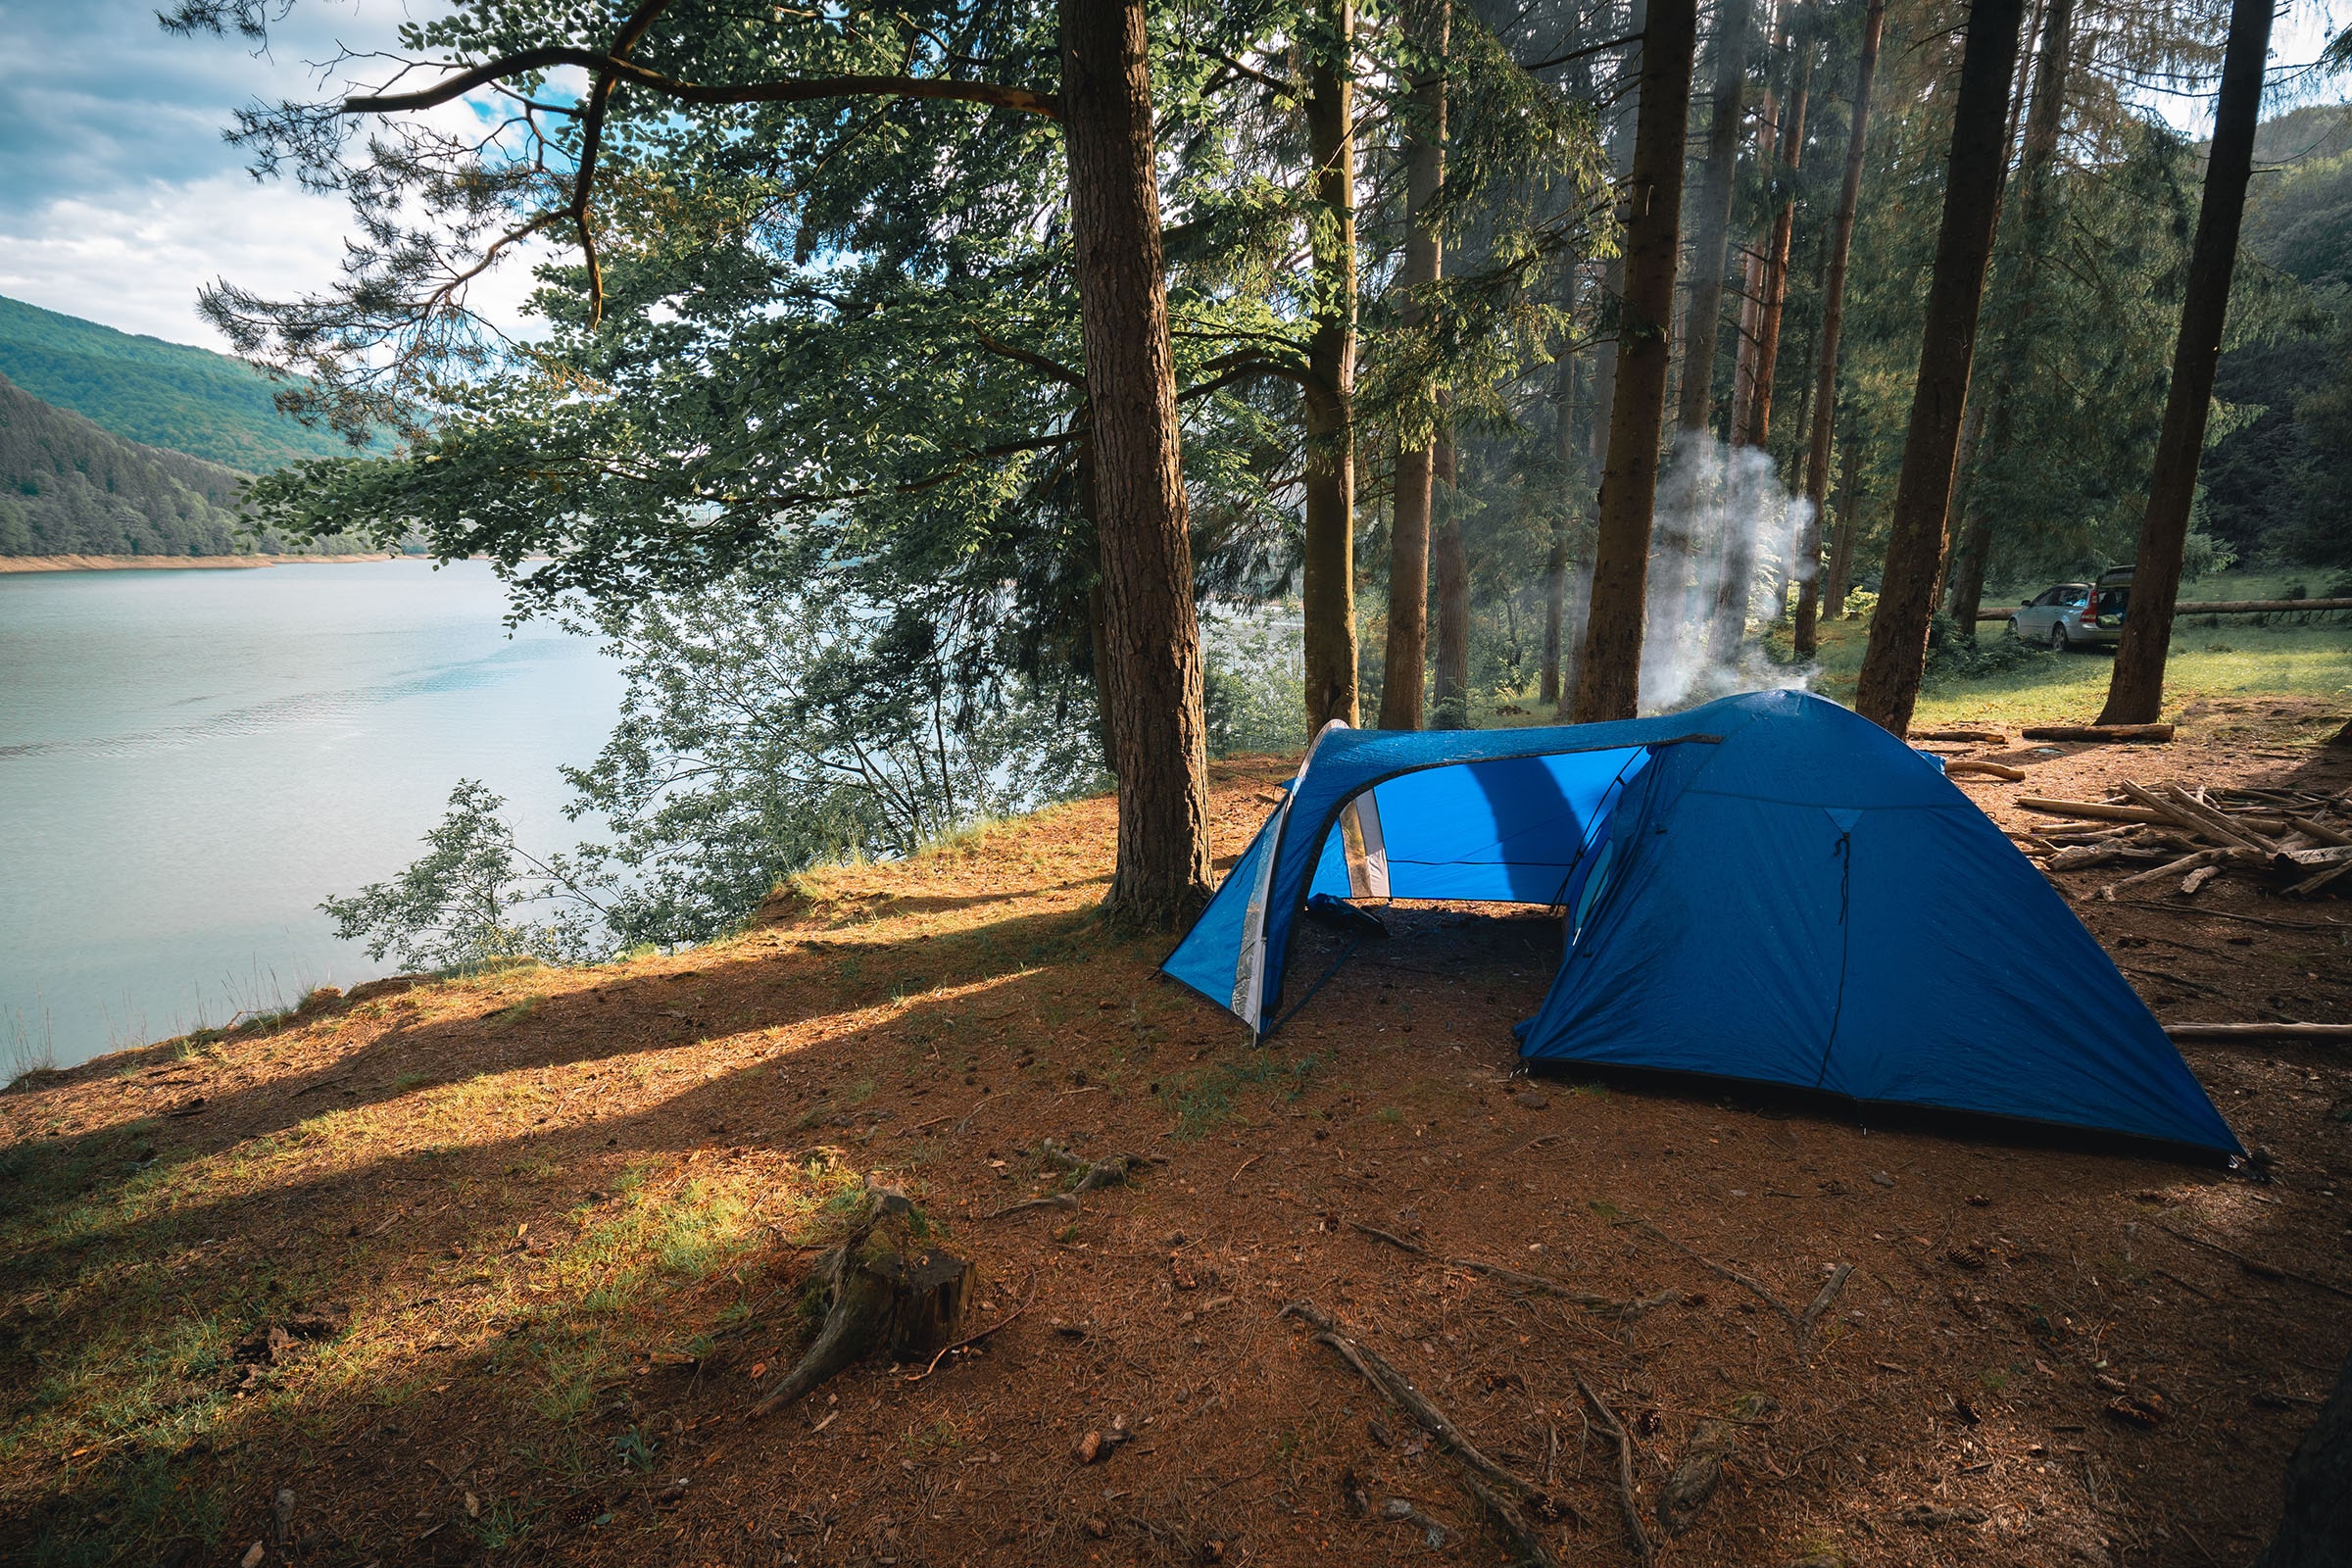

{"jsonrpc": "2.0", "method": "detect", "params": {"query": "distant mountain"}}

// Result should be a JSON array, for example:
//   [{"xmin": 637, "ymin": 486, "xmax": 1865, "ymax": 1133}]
[
  {"xmin": 0, "ymin": 369, "xmax": 263, "ymax": 557},
  {"xmin": 0, "ymin": 294, "xmax": 363, "ymax": 473}
]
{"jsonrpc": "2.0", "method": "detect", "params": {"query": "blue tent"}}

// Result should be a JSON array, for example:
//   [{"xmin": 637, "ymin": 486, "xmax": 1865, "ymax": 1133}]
[{"xmin": 1163, "ymin": 690, "xmax": 2240, "ymax": 1158}]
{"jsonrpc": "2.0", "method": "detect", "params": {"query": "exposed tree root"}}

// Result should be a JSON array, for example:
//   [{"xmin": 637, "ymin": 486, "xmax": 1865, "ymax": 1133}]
[
  {"xmin": 1574, "ymin": 1368, "xmax": 1655, "ymax": 1566},
  {"xmin": 1344, "ymin": 1218, "xmax": 1682, "ymax": 1318},
  {"xmin": 1279, "ymin": 1316, "xmax": 1552, "ymax": 1523},
  {"xmin": 1634, "ymin": 1220, "xmax": 1850, "ymax": 1350},
  {"xmin": 979, "ymin": 1193, "xmax": 1079, "ymax": 1222}
]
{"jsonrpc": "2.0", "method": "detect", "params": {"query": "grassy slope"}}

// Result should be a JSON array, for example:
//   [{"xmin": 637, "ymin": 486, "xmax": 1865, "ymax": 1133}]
[{"xmin": 0, "ymin": 295, "xmax": 361, "ymax": 473}]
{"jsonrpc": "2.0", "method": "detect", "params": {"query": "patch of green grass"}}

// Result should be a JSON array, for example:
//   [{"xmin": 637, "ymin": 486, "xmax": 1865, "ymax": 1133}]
[
  {"xmin": 1805, "ymin": 610, "xmax": 2352, "ymax": 729},
  {"xmin": 1168, "ymin": 1052, "xmax": 1323, "ymax": 1140}
]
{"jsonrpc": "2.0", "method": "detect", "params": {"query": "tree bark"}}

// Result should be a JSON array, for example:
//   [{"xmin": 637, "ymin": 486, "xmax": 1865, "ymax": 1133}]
[
  {"xmin": 1573, "ymin": 0, "xmax": 1701, "ymax": 721},
  {"xmin": 1710, "ymin": 41, "xmax": 1810, "ymax": 667},
  {"xmin": 1588, "ymin": 0, "xmax": 1649, "ymax": 490},
  {"xmin": 1543, "ymin": 349, "xmax": 1578, "ymax": 707},
  {"xmin": 1379, "ymin": 0, "xmax": 1447, "ymax": 731},
  {"xmin": 1792, "ymin": 0, "xmax": 1884, "ymax": 656},
  {"xmin": 2100, "ymin": 0, "xmax": 2271, "ymax": 723},
  {"xmin": 1431, "ymin": 438, "xmax": 1471, "ymax": 727},
  {"xmin": 1674, "ymin": 0, "xmax": 1759, "ymax": 441},
  {"xmin": 1851, "ymin": 0, "xmax": 2028, "ymax": 736},
  {"xmin": 1303, "ymin": 0, "xmax": 1361, "ymax": 731},
  {"xmin": 1933, "ymin": 0, "xmax": 2043, "ymax": 622},
  {"xmin": 1822, "ymin": 431, "xmax": 1862, "ymax": 613},
  {"xmin": 1061, "ymin": 0, "xmax": 1212, "ymax": 924},
  {"xmin": 1953, "ymin": 0, "xmax": 2075, "ymax": 640}
]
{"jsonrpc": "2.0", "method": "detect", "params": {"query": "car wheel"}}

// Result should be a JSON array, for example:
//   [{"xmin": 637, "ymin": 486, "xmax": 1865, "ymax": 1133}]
[
  {"xmin": 2006, "ymin": 617, "xmax": 2022, "ymax": 643},
  {"xmin": 2049, "ymin": 622, "xmax": 2071, "ymax": 652}
]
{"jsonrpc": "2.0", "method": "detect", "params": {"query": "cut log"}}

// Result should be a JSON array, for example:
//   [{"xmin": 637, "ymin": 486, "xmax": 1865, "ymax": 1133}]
[
  {"xmin": 2288, "ymin": 815, "xmax": 2352, "ymax": 849},
  {"xmin": 2101, "ymin": 849, "xmax": 2235, "ymax": 897},
  {"xmin": 2164, "ymin": 1023, "xmax": 2352, "ymax": 1045},
  {"xmin": 2047, "ymin": 845, "xmax": 2127, "ymax": 870},
  {"xmin": 1945, "ymin": 760, "xmax": 2026, "ymax": 780},
  {"xmin": 2288, "ymin": 861, "xmax": 2352, "ymax": 898},
  {"xmin": 2020, "ymin": 723, "xmax": 2175, "ymax": 743},
  {"xmin": 1910, "ymin": 727, "xmax": 2008, "ymax": 742},
  {"xmin": 753, "ymin": 1187, "xmax": 971, "ymax": 1418},
  {"xmin": 2016, "ymin": 797, "xmax": 2171, "ymax": 825},
  {"xmin": 2180, "ymin": 864, "xmax": 2221, "ymax": 896},
  {"xmin": 2159, "ymin": 781, "xmax": 2279, "ymax": 854}
]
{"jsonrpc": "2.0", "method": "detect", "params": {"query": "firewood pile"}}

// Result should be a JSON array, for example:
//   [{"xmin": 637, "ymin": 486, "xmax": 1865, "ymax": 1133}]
[{"xmin": 2009, "ymin": 781, "xmax": 2352, "ymax": 900}]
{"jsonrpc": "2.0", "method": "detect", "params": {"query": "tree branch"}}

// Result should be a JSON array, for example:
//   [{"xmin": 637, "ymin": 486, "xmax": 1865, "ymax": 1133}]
[{"xmin": 344, "ymin": 51, "xmax": 1060, "ymax": 122}]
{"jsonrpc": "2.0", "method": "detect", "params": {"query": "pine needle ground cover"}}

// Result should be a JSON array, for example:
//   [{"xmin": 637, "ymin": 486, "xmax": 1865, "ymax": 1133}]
[{"xmin": 4, "ymin": 739, "xmax": 2349, "ymax": 1567}]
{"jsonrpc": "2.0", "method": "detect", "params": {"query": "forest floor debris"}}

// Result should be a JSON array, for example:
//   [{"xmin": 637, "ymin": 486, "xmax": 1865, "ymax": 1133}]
[{"xmin": 2, "ymin": 708, "xmax": 2350, "ymax": 1566}]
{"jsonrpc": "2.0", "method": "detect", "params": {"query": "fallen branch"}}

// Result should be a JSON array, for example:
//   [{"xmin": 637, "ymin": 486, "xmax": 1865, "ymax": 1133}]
[
  {"xmin": 2164, "ymin": 1022, "xmax": 2352, "ymax": 1045},
  {"xmin": 1911, "ymin": 727, "xmax": 2009, "ymax": 743},
  {"xmin": 2156, "ymin": 1223, "xmax": 2352, "ymax": 1301},
  {"xmin": 2016, "ymin": 797, "xmax": 2173, "ymax": 825},
  {"xmin": 1454, "ymin": 1471, "xmax": 1566, "ymax": 1568},
  {"xmin": 1796, "ymin": 1264, "xmax": 1855, "ymax": 1349},
  {"xmin": 2108, "ymin": 901, "xmax": 2344, "ymax": 932},
  {"xmin": 1635, "ymin": 1222, "xmax": 1799, "ymax": 1335},
  {"xmin": 2101, "ymin": 848, "xmax": 2235, "ymax": 896},
  {"xmin": 1574, "ymin": 1369, "xmax": 1654, "ymax": 1566},
  {"xmin": 1279, "ymin": 1302, "xmax": 1544, "ymax": 1502},
  {"xmin": 978, "ymin": 1194, "xmax": 1078, "ymax": 1221},
  {"xmin": 1344, "ymin": 1219, "xmax": 1672, "ymax": 1314},
  {"xmin": 1944, "ymin": 760, "xmax": 2026, "ymax": 781}
]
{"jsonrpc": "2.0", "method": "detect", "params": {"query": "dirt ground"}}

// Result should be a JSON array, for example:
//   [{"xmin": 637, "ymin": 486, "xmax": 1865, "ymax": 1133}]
[{"xmin": 3, "ymin": 700, "xmax": 2349, "ymax": 1568}]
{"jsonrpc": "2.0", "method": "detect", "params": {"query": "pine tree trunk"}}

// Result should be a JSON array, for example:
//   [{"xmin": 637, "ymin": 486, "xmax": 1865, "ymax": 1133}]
[
  {"xmin": 1951, "ymin": 0, "xmax": 2076, "ymax": 636},
  {"xmin": 1573, "ymin": 0, "xmax": 1701, "ymax": 721},
  {"xmin": 1431, "ymin": 438, "xmax": 1471, "ymax": 727},
  {"xmin": 1542, "ymin": 350, "xmax": 1578, "ymax": 707},
  {"xmin": 1674, "ymin": 0, "xmax": 1758, "ymax": 441},
  {"xmin": 1303, "ymin": 0, "xmax": 1361, "ymax": 731},
  {"xmin": 2100, "ymin": 0, "xmax": 2271, "ymax": 724},
  {"xmin": 1710, "ymin": 47, "xmax": 1809, "ymax": 667},
  {"xmin": 1060, "ymin": 0, "xmax": 1212, "ymax": 925},
  {"xmin": 1559, "ymin": 561, "xmax": 1592, "ymax": 715},
  {"xmin": 1587, "ymin": 0, "xmax": 1648, "ymax": 494},
  {"xmin": 1822, "ymin": 433, "xmax": 1862, "ymax": 613},
  {"xmin": 1852, "ymin": 0, "xmax": 2028, "ymax": 736},
  {"xmin": 1379, "ymin": 0, "xmax": 1447, "ymax": 731},
  {"xmin": 1792, "ymin": 0, "xmax": 1885, "ymax": 657}
]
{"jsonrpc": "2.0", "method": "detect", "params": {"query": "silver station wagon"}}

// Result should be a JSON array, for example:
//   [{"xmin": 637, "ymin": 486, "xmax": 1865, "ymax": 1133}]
[{"xmin": 2006, "ymin": 566, "xmax": 2132, "ymax": 651}]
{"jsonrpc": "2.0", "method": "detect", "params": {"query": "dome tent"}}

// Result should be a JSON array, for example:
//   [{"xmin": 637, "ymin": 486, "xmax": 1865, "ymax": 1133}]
[{"xmin": 1162, "ymin": 690, "xmax": 2241, "ymax": 1160}]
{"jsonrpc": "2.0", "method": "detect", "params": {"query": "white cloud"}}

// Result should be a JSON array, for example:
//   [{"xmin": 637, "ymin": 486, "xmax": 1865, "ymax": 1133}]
[
  {"xmin": 0, "ymin": 171, "xmax": 545, "ymax": 350},
  {"xmin": 0, "ymin": 0, "xmax": 547, "ymax": 353}
]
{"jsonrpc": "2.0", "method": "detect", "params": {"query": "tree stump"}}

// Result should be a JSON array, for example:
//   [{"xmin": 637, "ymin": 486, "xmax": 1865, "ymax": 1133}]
[{"xmin": 755, "ymin": 1187, "xmax": 971, "ymax": 1417}]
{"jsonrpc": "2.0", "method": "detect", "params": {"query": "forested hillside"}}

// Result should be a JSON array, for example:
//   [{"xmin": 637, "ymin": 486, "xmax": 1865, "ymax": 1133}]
[
  {"xmin": 2200, "ymin": 105, "xmax": 2352, "ymax": 567},
  {"xmin": 0, "ymin": 294, "xmax": 360, "ymax": 472},
  {"xmin": 0, "ymin": 370, "xmax": 262, "ymax": 557}
]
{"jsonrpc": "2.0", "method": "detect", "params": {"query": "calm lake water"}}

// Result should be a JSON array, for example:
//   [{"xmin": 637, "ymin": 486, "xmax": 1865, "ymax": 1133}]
[{"xmin": 1, "ymin": 560, "xmax": 624, "ymax": 1069}]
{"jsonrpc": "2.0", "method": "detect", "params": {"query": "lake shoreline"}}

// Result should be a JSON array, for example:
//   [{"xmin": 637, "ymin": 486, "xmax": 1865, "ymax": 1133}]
[{"xmin": 0, "ymin": 553, "xmax": 398, "ymax": 574}]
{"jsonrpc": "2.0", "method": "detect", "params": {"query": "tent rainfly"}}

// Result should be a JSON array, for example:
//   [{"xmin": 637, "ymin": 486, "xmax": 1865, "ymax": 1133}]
[{"xmin": 1162, "ymin": 690, "xmax": 2242, "ymax": 1160}]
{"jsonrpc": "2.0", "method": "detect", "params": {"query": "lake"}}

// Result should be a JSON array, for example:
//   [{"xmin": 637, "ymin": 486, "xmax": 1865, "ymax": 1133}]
[{"xmin": 1, "ymin": 559, "xmax": 624, "ymax": 1070}]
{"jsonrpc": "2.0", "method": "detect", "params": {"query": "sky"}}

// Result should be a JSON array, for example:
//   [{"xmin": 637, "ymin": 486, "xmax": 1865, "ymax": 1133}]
[
  {"xmin": 0, "ymin": 0, "xmax": 2342, "ymax": 356},
  {"xmin": 0, "ymin": 0, "xmax": 541, "ymax": 350}
]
